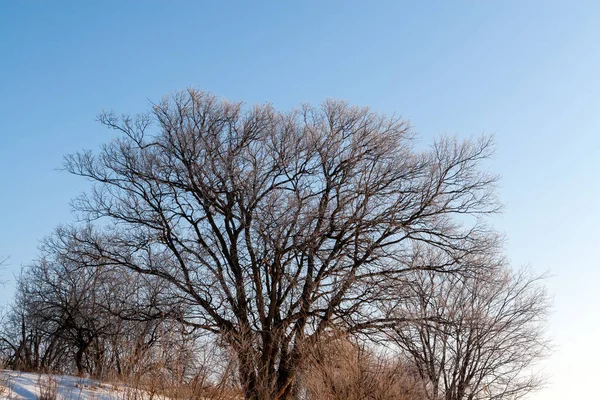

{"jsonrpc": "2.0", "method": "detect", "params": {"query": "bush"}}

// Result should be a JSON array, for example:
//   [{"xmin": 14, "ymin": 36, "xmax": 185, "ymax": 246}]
[{"xmin": 299, "ymin": 337, "xmax": 425, "ymax": 400}]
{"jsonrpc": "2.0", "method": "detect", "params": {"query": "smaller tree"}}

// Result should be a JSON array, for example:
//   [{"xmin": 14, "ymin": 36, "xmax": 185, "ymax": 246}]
[
  {"xmin": 390, "ymin": 253, "xmax": 551, "ymax": 400},
  {"xmin": 0, "ymin": 227, "xmax": 201, "ymax": 379}
]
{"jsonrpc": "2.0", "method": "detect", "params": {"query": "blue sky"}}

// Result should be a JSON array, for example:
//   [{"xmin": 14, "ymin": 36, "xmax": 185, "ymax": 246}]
[{"xmin": 1, "ymin": 1, "xmax": 599, "ymax": 398}]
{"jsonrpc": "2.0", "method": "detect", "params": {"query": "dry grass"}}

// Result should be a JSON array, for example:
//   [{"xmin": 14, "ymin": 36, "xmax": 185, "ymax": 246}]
[
  {"xmin": 37, "ymin": 375, "xmax": 59, "ymax": 400},
  {"xmin": 103, "ymin": 367, "xmax": 240, "ymax": 400},
  {"xmin": 0, "ymin": 370, "xmax": 13, "ymax": 398},
  {"xmin": 299, "ymin": 337, "xmax": 426, "ymax": 400}
]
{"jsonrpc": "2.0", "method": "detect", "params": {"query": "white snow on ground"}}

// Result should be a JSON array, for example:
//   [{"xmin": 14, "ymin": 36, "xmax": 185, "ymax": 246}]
[{"xmin": 0, "ymin": 370, "xmax": 169, "ymax": 400}]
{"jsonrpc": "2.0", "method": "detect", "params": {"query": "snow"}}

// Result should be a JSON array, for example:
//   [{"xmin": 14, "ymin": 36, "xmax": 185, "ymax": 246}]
[{"xmin": 0, "ymin": 370, "xmax": 168, "ymax": 400}]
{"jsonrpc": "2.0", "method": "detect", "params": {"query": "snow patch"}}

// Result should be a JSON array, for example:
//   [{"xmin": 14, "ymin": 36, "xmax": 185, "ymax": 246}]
[{"xmin": 0, "ymin": 370, "xmax": 168, "ymax": 400}]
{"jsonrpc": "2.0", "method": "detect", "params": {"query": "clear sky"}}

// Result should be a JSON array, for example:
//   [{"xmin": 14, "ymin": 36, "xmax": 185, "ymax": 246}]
[{"xmin": 1, "ymin": 1, "xmax": 599, "ymax": 398}]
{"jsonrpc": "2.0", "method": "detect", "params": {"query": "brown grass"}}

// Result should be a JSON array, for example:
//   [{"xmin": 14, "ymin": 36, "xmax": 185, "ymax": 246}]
[
  {"xmin": 299, "ymin": 337, "xmax": 426, "ymax": 400},
  {"xmin": 37, "ymin": 375, "xmax": 59, "ymax": 400}
]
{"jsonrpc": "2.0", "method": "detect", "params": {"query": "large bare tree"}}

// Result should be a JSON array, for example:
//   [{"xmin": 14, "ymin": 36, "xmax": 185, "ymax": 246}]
[{"xmin": 64, "ymin": 89, "xmax": 499, "ymax": 399}]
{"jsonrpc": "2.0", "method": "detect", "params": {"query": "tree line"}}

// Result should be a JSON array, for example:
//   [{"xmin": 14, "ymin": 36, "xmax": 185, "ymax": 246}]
[{"xmin": 0, "ymin": 90, "xmax": 550, "ymax": 400}]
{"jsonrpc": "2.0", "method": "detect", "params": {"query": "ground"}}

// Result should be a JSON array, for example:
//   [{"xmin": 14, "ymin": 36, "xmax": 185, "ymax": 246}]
[{"xmin": 0, "ymin": 370, "xmax": 167, "ymax": 400}]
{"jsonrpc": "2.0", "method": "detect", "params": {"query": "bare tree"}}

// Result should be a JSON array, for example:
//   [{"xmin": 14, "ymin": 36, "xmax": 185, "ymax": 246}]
[
  {"xmin": 63, "ymin": 89, "xmax": 499, "ymax": 399},
  {"xmin": 0, "ymin": 272, "xmax": 65, "ymax": 372},
  {"xmin": 389, "ymin": 253, "xmax": 550, "ymax": 400},
  {"xmin": 0, "ymin": 227, "xmax": 194, "ymax": 379}
]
